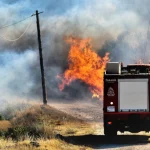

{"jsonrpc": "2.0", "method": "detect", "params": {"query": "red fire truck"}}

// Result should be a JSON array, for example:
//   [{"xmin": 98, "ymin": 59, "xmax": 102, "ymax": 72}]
[{"xmin": 104, "ymin": 62, "xmax": 150, "ymax": 136}]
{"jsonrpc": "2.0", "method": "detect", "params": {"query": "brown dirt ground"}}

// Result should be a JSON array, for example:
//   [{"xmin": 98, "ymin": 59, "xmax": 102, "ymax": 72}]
[
  {"xmin": 49, "ymin": 100, "xmax": 150, "ymax": 150},
  {"xmin": 49, "ymin": 100, "xmax": 103, "ymax": 123}
]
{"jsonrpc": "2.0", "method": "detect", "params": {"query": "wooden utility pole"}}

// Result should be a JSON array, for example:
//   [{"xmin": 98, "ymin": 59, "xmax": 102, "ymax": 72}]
[{"xmin": 34, "ymin": 10, "xmax": 47, "ymax": 105}]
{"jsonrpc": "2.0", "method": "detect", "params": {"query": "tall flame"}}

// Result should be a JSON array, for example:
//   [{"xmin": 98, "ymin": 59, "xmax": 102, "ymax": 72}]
[{"xmin": 57, "ymin": 36, "xmax": 110, "ymax": 99}]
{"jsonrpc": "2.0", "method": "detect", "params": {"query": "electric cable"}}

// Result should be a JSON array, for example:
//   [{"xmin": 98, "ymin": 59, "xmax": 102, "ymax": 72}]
[
  {"xmin": 0, "ymin": 14, "xmax": 34, "ymax": 30},
  {"xmin": 0, "ymin": 17, "xmax": 33, "ymax": 42}
]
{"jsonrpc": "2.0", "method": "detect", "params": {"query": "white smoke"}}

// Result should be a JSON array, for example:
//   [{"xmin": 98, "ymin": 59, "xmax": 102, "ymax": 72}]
[{"xmin": 0, "ymin": 0, "xmax": 150, "ymax": 103}]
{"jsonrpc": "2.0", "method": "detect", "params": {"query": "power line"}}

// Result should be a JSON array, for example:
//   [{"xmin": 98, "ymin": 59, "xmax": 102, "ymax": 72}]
[
  {"xmin": 0, "ymin": 17, "xmax": 33, "ymax": 42},
  {"xmin": 0, "ymin": 14, "xmax": 34, "ymax": 30}
]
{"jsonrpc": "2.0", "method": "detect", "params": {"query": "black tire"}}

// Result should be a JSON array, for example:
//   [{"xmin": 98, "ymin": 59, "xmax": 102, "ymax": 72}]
[{"xmin": 104, "ymin": 126, "xmax": 117, "ymax": 136}]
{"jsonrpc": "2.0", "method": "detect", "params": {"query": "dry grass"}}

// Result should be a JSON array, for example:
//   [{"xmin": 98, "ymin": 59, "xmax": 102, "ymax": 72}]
[
  {"xmin": 9, "ymin": 104, "xmax": 95, "ymax": 136},
  {"xmin": 56, "ymin": 122, "xmax": 95, "ymax": 136},
  {"xmin": 0, "ymin": 138, "xmax": 91, "ymax": 150},
  {"xmin": 0, "ymin": 104, "xmax": 94, "ymax": 150},
  {"xmin": 11, "ymin": 105, "xmax": 83, "ymax": 127},
  {"xmin": 0, "ymin": 121, "xmax": 11, "ymax": 130}
]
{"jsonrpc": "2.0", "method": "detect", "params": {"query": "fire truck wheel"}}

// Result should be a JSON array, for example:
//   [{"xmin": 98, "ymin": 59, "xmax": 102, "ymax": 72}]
[{"xmin": 104, "ymin": 126, "xmax": 117, "ymax": 136}]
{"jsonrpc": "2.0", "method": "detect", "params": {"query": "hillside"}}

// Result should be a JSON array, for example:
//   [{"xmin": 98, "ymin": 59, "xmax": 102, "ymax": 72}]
[
  {"xmin": 0, "ymin": 104, "xmax": 93, "ymax": 150},
  {"xmin": 11, "ymin": 104, "xmax": 84, "ymax": 127}
]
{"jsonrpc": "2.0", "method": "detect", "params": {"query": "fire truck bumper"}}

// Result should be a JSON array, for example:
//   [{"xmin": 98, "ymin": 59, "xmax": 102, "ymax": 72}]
[{"xmin": 104, "ymin": 113, "xmax": 150, "ymax": 133}]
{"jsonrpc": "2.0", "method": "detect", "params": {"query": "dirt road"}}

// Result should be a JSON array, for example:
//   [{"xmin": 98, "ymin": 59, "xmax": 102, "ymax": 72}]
[
  {"xmin": 50, "ymin": 100, "xmax": 103, "ymax": 122},
  {"xmin": 50, "ymin": 101, "xmax": 150, "ymax": 150}
]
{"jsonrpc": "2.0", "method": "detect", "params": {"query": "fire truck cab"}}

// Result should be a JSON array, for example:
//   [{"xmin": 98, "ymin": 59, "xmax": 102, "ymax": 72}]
[{"xmin": 104, "ymin": 62, "xmax": 150, "ymax": 136}]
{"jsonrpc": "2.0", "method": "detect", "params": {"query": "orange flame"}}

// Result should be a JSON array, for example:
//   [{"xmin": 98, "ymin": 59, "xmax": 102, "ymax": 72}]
[{"xmin": 57, "ymin": 36, "xmax": 110, "ymax": 99}]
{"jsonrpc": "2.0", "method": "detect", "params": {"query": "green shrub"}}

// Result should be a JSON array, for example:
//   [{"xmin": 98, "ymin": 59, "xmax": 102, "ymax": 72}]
[
  {"xmin": 27, "ymin": 126, "xmax": 43, "ymax": 140},
  {"xmin": 5, "ymin": 127, "xmax": 28, "ymax": 141},
  {"xmin": 3, "ymin": 126, "xmax": 43, "ymax": 141},
  {"xmin": 0, "ymin": 123, "xmax": 56, "ymax": 141},
  {"xmin": 0, "ymin": 130, "xmax": 5, "ymax": 137},
  {"xmin": 0, "ymin": 114, "xmax": 5, "ymax": 120}
]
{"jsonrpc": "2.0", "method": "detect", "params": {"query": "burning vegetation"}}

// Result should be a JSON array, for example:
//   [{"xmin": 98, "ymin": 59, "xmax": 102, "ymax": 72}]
[{"xmin": 58, "ymin": 36, "xmax": 110, "ymax": 98}]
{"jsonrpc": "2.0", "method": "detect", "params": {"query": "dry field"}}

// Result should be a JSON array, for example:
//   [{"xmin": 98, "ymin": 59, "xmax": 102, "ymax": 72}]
[
  {"xmin": 50, "ymin": 100, "xmax": 150, "ymax": 150},
  {"xmin": 49, "ymin": 100, "xmax": 103, "ymax": 123},
  {"xmin": 1, "ymin": 100, "xmax": 150, "ymax": 149},
  {"xmin": 0, "ymin": 138, "xmax": 90, "ymax": 150},
  {"xmin": 0, "ymin": 103, "xmax": 95, "ymax": 150}
]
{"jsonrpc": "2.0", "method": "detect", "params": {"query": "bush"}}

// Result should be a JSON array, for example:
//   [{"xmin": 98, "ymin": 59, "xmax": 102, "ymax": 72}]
[
  {"xmin": 27, "ymin": 126, "xmax": 42, "ymax": 140},
  {"xmin": 0, "ymin": 114, "xmax": 5, "ymax": 120},
  {"xmin": 0, "ymin": 121, "xmax": 56, "ymax": 141},
  {"xmin": 2, "ymin": 125, "xmax": 52, "ymax": 141},
  {"xmin": 0, "ymin": 130, "xmax": 5, "ymax": 137},
  {"xmin": 5, "ymin": 127, "xmax": 28, "ymax": 141}
]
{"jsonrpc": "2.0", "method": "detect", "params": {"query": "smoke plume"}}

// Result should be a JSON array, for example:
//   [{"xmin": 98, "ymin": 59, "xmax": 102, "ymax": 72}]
[{"xmin": 0, "ymin": 0, "xmax": 150, "ymax": 103}]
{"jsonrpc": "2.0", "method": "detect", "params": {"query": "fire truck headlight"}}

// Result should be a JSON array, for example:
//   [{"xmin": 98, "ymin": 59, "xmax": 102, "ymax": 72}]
[{"xmin": 107, "ymin": 106, "xmax": 115, "ymax": 112}]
